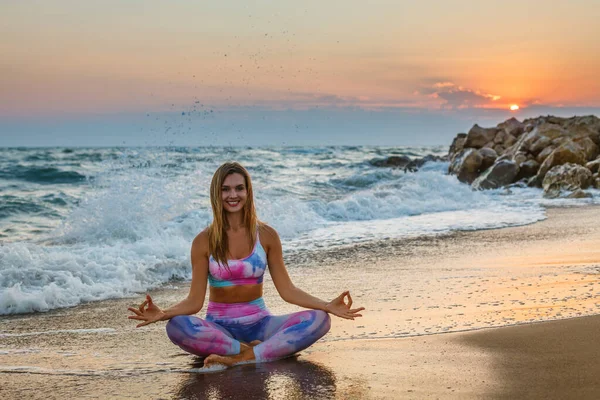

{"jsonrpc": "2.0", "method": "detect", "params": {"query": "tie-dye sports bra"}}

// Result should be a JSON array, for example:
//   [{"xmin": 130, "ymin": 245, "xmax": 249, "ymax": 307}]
[{"xmin": 208, "ymin": 230, "xmax": 268, "ymax": 288}]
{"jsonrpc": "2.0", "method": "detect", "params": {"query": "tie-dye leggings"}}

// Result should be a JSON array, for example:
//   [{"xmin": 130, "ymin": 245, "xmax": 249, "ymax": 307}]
[{"xmin": 165, "ymin": 297, "xmax": 331, "ymax": 362}]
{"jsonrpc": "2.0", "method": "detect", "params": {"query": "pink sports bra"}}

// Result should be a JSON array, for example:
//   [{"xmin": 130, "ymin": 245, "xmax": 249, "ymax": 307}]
[{"xmin": 208, "ymin": 231, "xmax": 268, "ymax": 287}]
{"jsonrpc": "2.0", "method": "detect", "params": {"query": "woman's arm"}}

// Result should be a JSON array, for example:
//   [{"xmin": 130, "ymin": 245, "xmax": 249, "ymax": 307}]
[
  {"xmin": 161, "ymin": 230, "xmax": 210, "ymax": 318},
  {"xmin": 127, "ymin": 230, "xmax": 209, "ymax": 327},
  {"xmin": 262, "ymin": 225, "xmax": 364, "ymax": 320}
]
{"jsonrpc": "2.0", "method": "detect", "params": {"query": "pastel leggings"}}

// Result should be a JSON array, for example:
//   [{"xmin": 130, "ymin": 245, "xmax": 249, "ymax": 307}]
[{"xmin": 166, "ymin": 298, "xmax": 331, "ymax": 362}]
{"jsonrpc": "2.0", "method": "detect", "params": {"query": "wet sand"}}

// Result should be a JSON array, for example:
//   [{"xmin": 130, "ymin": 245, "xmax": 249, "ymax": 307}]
[{"xmin": 1, "ymin": 206, "xmax": 600, "ymax": 399}]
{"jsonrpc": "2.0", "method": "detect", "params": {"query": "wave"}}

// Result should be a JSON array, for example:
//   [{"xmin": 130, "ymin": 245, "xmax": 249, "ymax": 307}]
[
  {"xmin": 0, "ymin": 147, "xmax": 569, "ymax": 315},
  {"xmin": 0, "ymin": 165, "xmax": 87, "ymax": 185}
]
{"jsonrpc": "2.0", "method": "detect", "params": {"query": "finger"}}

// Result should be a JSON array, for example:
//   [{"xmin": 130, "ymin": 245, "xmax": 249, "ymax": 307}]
[
  {"xmin": 138, "ymin": 300, "xmax": 148, "ymax": 313},
  {"xmin": 349, "ymin": 307, "xmax": 365, "ymax": 313},
  {"xmin": 128, "ymin": 315, "xmax": 146, "ymax": 321},
  {"xmin": 136, "ymin": 320, "xmax": 153, "ymax": 328},
  {"xmin": 346, "ymin": 292, "xmax": 353, "ymax": 308},
  {"xmin": 146, "ymin": 294, "xmax": 153, "ymax": 305},
  {"xmin": 127, "ymin": 307, "xmax": 142, "ymax": 316},
  {"xmin": 337, "ymin": 291, "xmax": 349, "ymax": 300}
]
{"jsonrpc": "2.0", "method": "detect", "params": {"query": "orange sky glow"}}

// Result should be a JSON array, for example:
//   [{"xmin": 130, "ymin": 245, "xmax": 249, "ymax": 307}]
[{"xmin": 1, "ymin": 1, "xmax": 599, "ymax": 119}]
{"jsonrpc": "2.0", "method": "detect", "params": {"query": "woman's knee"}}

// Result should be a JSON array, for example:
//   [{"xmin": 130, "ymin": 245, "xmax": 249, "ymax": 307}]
[
  {"xmin": 309, "ymin": 310, "xmax": 331, "ymax": 335},
  {"xmin": 165, "ymin": 315, "xmax": 199, "ymax": 341}
]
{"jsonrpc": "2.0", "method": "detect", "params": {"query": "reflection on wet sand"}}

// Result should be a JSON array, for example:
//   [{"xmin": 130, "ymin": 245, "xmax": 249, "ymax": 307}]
[{"xmin": 175, "ymin": 356, "xmax": 337, "ymax": 400}]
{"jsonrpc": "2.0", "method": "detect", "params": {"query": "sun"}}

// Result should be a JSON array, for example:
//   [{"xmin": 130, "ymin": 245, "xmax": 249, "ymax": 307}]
[{"xmin": 510, "ymin": 104, "xmax": 519, "ymax": 111}]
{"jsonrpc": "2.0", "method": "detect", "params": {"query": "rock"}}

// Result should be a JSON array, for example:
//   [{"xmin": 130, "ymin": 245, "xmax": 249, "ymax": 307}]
[
  {"xmin": 515, "ymin": 159, "xmax": 540, "ymax": 181},
  {"xmin": 534, "ymin": 140, "xmax": 587, "ymax": 185},
  {"xmin": 594, "ymin": 175, "xmax": 600, "ymax": 189},
  {"xmin": 494, "ymin": 130, "xmax": 518, "ymax": 147},
  {"xmin": 536, "ymin": 145, "xmax": 555, "ymax": 164},
  {"xmin": 448, "ymin": 133, "xmax": 467, "ymax": 159},
  {"xmin": 498, "ymin": 117, "xmax": 525, "ymax": 137},
  {"xmin": 529, "ymin": 136, "xmax": 552, "ymax": 156},
  {"xmin": 479, "ymin": 148, "xmax": 498, "ymax": 171},
  {"xmin": 483, "ymin": 141, "xmax": 495, "ymax": 149},
  {"xmin": 573, "ymin": 136, "xmax": 599, "ymax": 161},
  {"xmin": 563, "ymin": 116, "xmax": 600, "ymax": 145},
  {"xmin": 449, "ymin": 148, "xmax": 483, "ymax": 184},
  {"xmin": 513, "ymin": 152, "xmax": 528, "ymax": 167},
  {"xmin": 586, "ymin": 158, "xmax": 600, "ymax": 174},
  {"xmin": 404, "ymin": 154, "xmax": 446, "ymax": 172},
  {"xmin": 493, "ymin": 144, "xmax": 505, "ymax": 155},
  {"xmin": 565, "ymin": 189, "xmax": 593, "ymax": 199},
  {"xmin": 472, "ymin": 160, "xmax": 519, "ymax": 190},
  {"xmin": 542, "ymin": 163, "xmax": 593, "ymax": 198},
  {"xmin": 464, "ymin": 125, "xmax": 498, "ymax": 149},
  {"xmin": 369, "ymin": 155, "xmax": 411, "ymax": 168}
]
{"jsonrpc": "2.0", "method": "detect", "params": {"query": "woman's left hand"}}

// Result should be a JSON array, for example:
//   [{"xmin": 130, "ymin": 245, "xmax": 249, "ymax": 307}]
[{"xmin": 325, "ymin": 291, "xmax": 364, "ymax": 320}]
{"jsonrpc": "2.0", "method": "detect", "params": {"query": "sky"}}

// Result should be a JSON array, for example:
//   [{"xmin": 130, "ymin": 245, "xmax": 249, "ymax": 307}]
[{"xmin": 1, "ymin": 0, "xmax": 599, "ymax": 146}]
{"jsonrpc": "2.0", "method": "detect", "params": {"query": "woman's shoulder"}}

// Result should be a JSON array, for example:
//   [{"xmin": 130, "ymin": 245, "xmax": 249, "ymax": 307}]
[
  {"xmin": 191, "ymin": 228, "xmax": 210, "ymax": 253},
  {"xmin": 258, "ymin": 223, "xmax": 281, "ymax": 247}
]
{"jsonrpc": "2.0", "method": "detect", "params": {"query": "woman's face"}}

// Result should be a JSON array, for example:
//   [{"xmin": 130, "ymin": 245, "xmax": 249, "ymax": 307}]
[{"xmin": 221, "ymin": 173, "xmax": 248, "ymax": 213}]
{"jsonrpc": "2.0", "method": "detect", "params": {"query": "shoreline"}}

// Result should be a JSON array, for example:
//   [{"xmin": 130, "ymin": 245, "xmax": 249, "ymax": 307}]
[{"xmin": 1, "ymin": 205, "xmax": 599, "ymax": 399}]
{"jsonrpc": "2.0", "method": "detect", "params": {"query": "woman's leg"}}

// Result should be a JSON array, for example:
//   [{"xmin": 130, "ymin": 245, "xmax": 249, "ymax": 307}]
[
  {"xmin": 166, "ymin": 315, "xmax": 241, "ymax": 357},
  {"xmin": 252, "ymin": 310, "xmax": 331, "ymax": 362}
]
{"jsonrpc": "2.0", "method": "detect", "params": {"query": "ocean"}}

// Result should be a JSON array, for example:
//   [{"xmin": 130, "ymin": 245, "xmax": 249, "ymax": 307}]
[{"xmin": 1, "ymin": 146, "xmax": 597, "ymax": 316}]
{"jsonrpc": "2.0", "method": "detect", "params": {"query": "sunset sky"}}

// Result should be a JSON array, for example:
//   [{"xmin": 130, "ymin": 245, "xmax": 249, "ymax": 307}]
[{"xmin": 1, "ymin": 0, "xmax": 599, "ymax": 146}]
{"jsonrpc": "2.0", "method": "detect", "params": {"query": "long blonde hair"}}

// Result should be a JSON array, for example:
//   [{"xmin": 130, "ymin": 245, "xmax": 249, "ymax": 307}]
[{"xmin": 208, "ymin": 162, "xmax": 259, "ymax": 266}]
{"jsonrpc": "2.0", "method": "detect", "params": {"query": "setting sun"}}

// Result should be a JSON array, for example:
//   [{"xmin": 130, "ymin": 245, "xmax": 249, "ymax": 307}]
[{"xmin": 510, "ymin": 104, "xmax": 520, "ymax": 111}]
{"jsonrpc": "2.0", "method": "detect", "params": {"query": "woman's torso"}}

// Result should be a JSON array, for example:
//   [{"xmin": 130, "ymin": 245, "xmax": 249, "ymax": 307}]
[{"xmin": 208, "ymin": 227, "xmax": 267, "ymax": 303}]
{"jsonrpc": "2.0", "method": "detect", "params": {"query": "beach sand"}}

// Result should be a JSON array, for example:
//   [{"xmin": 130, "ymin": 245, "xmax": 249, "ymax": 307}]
[{"xmin": 1, "ymin": 206, "xmax": 599, "ymax": 399}]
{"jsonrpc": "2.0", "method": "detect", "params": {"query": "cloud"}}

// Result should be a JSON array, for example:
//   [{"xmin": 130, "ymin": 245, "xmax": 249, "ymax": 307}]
[{"xmin": 416, "ymin": 82, "xmax": 501, "ymax": 109}]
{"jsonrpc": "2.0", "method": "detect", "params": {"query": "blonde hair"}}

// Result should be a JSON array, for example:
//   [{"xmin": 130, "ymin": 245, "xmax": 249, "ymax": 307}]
[{"xmin": 208, "ymin": 162, "xmax": 259, "ymax": 266}]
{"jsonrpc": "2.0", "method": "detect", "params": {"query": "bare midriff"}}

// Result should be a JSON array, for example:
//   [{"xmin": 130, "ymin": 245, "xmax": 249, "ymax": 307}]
[{"xmin": 209, "ymin": 283, "xmax": 263, "ymax": 303}]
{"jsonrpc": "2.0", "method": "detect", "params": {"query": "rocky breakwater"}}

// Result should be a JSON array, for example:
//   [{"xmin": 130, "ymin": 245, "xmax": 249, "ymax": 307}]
[{"xmin": 448, "ymin": 115, "xmax": 600, "ymax": 198}]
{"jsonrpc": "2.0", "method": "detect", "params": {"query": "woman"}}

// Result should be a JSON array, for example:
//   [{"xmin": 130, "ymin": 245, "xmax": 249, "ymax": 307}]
[{"xmin": 127, "ymin": 162, "xmax": 364, "ymax": 368}]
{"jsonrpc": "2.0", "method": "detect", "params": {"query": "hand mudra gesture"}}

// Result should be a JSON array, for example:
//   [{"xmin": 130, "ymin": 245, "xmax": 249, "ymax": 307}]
[
  {"xmin": 127, "ymin": 295, "xmax": 166, "ymax": 328},
  {"xmin": 325, "ymin": 291, "xmax": 364, "ymax": 320}
]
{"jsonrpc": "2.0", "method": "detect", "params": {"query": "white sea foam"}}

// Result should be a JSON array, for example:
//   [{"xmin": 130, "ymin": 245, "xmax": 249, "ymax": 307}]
[{"xmin": 0, "ymin": 148, "xmax": 594, "ymax": 315}]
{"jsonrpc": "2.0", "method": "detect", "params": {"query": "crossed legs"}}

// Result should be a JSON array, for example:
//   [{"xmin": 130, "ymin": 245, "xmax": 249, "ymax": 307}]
[{"xmin": 166, "ymin": 310, "xmax": 331, "ymax": 367}]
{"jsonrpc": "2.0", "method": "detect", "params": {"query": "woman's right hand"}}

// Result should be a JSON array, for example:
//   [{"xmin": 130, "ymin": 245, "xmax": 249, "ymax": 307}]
[{"xmin": 127, "ymin": 294, "xmax": 166, "ymax": 328}]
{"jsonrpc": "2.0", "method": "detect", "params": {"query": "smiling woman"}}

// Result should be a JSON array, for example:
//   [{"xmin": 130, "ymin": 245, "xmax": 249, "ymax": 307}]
[{"xmin": 127, "ymin": 161, "xmax": 364, "ymax": 369}]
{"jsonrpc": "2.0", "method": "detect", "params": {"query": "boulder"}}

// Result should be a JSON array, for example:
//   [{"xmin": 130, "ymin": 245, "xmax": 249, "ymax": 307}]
[
  {"xmin": 369, "ymin": 155, "xmax": 411, "ymax": 168},
  {"xmin": 510, "ymin": 130, "xmax": 538, "ymax": 155},
  {"xmin": 529, "ymin": 136, "xmax": 552, "ymax": 156},
  {"xmin": 565, "ymin": 189, "xmax": 593, "ymax": 199},
  {"xmin": 493, "ymin": 144, "xmax": 505, "ymax": 155},
  {"xmin": 542, "ymin": 163, "xmax": 593, "ymax": 198},
  {"xmin": 515, "ymin": 159, "xmax": 540, "ymax": 181},
  {"xmin": 479, "ymin": 148, "xmax": 498, "ymax": 171},
  {"xmin": 448, "ymin": 133, "xmax": 467, "ymax": 159},
  {"xmin": 498, "ymin": 117, "xmax": 525, "ymax": 137},
  {"xmin": 513, "ymin": 152, "xmax": 528, "ymax": 167},
  {"xmin": 472, "ymin": 160, "xmax": 519, "ymax": 190},
  {"xmin": 464, "ymin": 125, "xmax": 498, "ymax": 149},
  {"xmin": 404, "ymin": 154, "xmax": 446, "ymax": 172},
  {"xmin": 534, "ymin": 140, "xmax": 587, "ymax": 184},
  {"xmin": 594, "ymin": 173, "xmax": 600, "ymax": 189},
  {"xmin": 449, "ymin": 148, "xmax": 483, "ymax": 184},
  {"xmin": 573, "ymin": 136, "xmax": 599, "ymax": 161},
  {"xmin": 563, "ymin": 116, "xmax": 600, "ymax": 145},
  {"xmin": 585, "ymin": 158, "xmax": 600, "ymax": 174},
  {"xmin": 494, "ymin": 129, "xmax": 517, "ymax": 146},
  {"xmin": 536, "ymin": 145, "xmax": 556, "ymax": 164}
]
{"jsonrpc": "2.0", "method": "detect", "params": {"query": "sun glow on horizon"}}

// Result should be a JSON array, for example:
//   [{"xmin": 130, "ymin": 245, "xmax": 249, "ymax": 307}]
[{"xmin": 510, "ymin": 104, "xmax": 519, "ymax": 111}]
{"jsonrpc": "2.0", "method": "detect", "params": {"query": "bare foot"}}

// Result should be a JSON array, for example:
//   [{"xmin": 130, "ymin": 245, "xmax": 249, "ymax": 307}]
[
  {"xmin": 203, "ymin": 354, "xmax": 236, "ymax": 368},
  {"xmin": 203, "ymin": 348, "xmax": 256, "ymax": 369}
]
